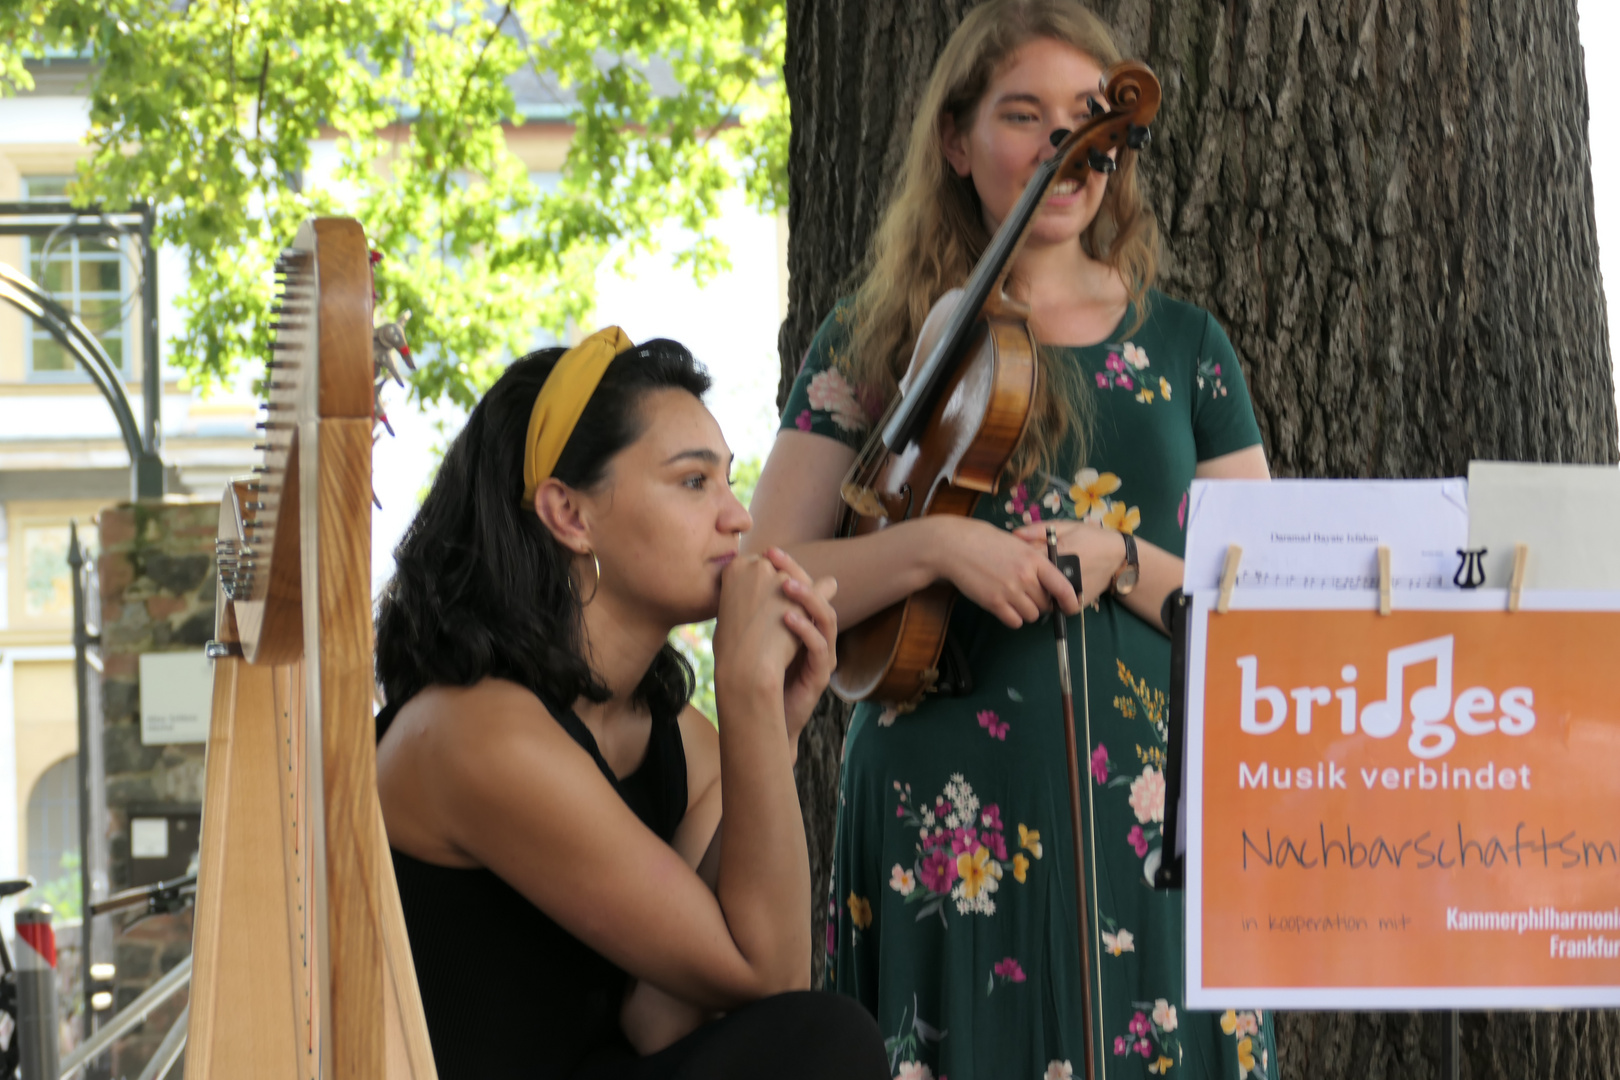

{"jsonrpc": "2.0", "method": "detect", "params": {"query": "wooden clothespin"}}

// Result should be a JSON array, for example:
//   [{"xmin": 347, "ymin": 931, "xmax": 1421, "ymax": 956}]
[
  {"xmin": 1377, "ymin": 545, "xmax": 1392, "ymax": 616},
  {"xmin": 1508, "ymin": 543, "xmax": 1529, "ymax": 612},
  {"xmin": 1216, "ymin": 544, "xmax": 1242, "ymax": 614}
]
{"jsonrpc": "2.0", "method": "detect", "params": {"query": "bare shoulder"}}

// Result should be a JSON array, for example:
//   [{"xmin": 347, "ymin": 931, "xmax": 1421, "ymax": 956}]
[
  {"xmin": 378, "ymin": 678, "xmax": 588, "ymax": 864},
  {"xmin": 391, "ymin": 679, "xmax": 564, "ymax": 764}
]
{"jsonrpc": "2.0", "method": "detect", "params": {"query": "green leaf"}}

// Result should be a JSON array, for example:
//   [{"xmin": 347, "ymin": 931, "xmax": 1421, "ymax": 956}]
[{"xmin": 2, "ymin": 0, "xmax": 788, "ymax": 407}]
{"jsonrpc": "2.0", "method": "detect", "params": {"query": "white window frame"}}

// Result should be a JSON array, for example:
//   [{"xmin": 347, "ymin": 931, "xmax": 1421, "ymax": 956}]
[{"xmin": 20, "ymin": 176, "xmax": 136, "ymax": 383}]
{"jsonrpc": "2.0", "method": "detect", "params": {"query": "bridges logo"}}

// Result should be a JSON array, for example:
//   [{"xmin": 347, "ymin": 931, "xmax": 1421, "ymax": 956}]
[{"xmin": 1236, "ymin": 634, "xmax": 1535, "ymax": 759}]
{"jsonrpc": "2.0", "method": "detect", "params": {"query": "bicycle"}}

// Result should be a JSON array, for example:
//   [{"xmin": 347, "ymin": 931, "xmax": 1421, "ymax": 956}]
[{"xmin": 0, "ymin": 877, "xmax": 38, "ymax": 1078}]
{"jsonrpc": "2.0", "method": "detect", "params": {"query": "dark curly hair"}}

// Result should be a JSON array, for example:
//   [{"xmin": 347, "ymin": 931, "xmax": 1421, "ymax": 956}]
[{"xmin": 374, "ymin": 339, "xmax": 710, "ymax": 735}]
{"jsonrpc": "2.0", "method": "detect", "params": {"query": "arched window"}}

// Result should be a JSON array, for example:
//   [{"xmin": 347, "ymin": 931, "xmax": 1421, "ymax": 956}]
[{"xmin": 27, "ymin": 755, "xmax": 80, "ymax": 883}]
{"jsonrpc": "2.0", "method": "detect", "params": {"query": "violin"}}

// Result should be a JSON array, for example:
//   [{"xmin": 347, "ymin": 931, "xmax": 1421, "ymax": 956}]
[{"xmin": 830, "ymin": 60, "xmax": 1162, "ymax": 710}]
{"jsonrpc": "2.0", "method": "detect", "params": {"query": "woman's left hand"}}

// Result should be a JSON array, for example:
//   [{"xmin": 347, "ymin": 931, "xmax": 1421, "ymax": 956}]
[
  {"xmin": 762, "ymin": 547, "xmax": 840, "ymax": 751},
  {"xmin": 1011, "ymin": 519, "xmax": 1126, "ymax": 608}
]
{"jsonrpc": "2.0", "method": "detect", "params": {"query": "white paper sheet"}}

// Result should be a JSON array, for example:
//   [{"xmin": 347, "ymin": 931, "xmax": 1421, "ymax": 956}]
[
  {"xmin": 139, "ymin": 651, "xmax": 213, "ymax": 745},
  {"xmin": 1467, "ymin": 461, "xmax": 1620, "ymax": 589},
  {"xmin": 1183, "ymin": 479, "xmax": 1471, "ymax": 594}
]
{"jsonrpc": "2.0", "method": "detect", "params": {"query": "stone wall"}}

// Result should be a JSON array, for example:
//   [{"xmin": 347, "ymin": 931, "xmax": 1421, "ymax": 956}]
[{"xmin": 95, "ymin": 497, "xmax": 218, "ymax": 1079}]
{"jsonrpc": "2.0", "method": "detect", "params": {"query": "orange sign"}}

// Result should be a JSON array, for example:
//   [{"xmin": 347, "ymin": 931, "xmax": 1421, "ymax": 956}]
[{"xmin": 1186, "ymin": 592, "xmax": 1620, "ymax": 1008}]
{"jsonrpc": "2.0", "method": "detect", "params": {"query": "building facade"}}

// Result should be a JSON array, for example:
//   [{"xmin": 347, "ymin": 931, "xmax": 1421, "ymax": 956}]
[
  {"xmin": 0, "ymin": 57, "xmax": 262, "ymax": 931},
  {"xmin": 0, "ymin": 51, "xmax": 788, "ymax": 1061}
]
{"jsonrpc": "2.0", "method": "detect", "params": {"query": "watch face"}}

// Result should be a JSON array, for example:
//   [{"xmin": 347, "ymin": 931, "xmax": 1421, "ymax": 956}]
[{"xmin": 1114, "ymin": 566, "xmax": 1140, "ymax": 594}]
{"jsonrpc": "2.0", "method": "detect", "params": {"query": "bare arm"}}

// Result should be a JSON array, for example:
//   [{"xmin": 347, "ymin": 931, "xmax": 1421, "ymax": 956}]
[
  {"xmin": 620, "ymin": 707, "xmax": 723, "ymax": 1054},
  {"xmin": 385, "ymin": 554, "xmax": 833, "ymax": 1014},
  {"xmin": 745, "ymin": 430, "xmax": 1079, "ymax": 628}
]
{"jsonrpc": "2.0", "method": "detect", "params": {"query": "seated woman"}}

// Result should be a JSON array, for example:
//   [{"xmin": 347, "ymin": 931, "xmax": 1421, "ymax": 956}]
[{"xmin": 373, "ymin": 329, "xmax": 888, "ymax": 1080}]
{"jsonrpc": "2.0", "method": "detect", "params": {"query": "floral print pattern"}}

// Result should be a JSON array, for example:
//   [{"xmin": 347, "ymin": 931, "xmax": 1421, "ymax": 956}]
[
  {"xmin": 885, "ymin": 995, "xmax": 946, "ymax": 1078},
  {"xmin": 1221, "ymin": 1011, "xmax": 1269, "ymax": 1079},
  {"xmin": 796, "ymin": 293, "xmax": 1273, "ymax": 1080},
  {"xmin": 1112, "ymin": 999, "xmax": 1181, "ymax": 1072},
  {"xmin": 976, "ymin": 709, "xmax": 1009, "ymax": 740},
  {"xmin": 987, "ymin": 956, "xmax": 1027, "ymax": 995},
  {"xmin": 805, "ymin": 367, "xmax": 869, "ymax": 432},
  {"xmin": 1095, "ymin": 341, "xmax": 1175, "ymax": 407},
  {"xmin": 1069, "ymin": 468, "xmax": 1122, "ymax": 517},
  {"xmin": 890, "ymin": 775, "xmax": 1034, "ymax": 921},
  {"xmin": 1093, "ymin": 659, "xmax": 1174, "ymax": 882},
  {"xmin": 1197, "ymin": 356, "xmax": 1230, "ymax": 399}
]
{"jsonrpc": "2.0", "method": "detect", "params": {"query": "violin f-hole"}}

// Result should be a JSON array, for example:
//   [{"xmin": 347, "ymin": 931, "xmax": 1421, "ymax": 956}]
[{"xmin": 878, "ymin": 483, "xmax": 914, "ymax": 522}]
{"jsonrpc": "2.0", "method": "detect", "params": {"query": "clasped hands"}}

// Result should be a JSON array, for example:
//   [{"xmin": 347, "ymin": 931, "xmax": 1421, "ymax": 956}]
[{"xmin": 711, "ymin": 548, "xmax": 838, "ymax": 748}]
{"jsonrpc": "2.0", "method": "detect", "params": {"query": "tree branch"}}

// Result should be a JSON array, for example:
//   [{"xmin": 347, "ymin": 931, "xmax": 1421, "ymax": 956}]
[
  {"xmin": 435, "ymin": 3, "xmax": 514, "ymax": 292},
  {"xmin": 253, "ymin": 47, "xmax": 270, "ymax": 144},
  {"xmin": 436, "ymin": 2, "xmax": 513, "ymax": 190}
]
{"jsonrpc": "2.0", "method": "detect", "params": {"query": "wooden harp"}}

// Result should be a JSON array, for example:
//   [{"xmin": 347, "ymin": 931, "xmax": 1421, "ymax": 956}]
[{"xmin": 187, "ymin": 218, "xmax": 436, "ymax": 1080}]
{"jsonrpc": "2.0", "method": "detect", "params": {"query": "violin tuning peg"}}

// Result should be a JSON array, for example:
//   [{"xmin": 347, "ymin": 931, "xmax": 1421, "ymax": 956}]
[
  {"xmin": 1088, "ymin": 96, "xmax": 1105, "ymax": 119},
  {"xmin": 1049, "ymin": 128, "xmax": 1071, "ymax": 148},
  {"xmin": 1087, "ymin": 148, "xmax": 1117, "ymax": 174},
  {"xmin": 1127, "ymin": 125, "xmax": 1151, "ymax": 151}
]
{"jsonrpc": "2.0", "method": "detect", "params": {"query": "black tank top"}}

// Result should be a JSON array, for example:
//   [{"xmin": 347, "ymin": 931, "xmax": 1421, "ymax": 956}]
[{"xmin": 380, "ymin": 688, "xmax": 689, "ymax": 1080}]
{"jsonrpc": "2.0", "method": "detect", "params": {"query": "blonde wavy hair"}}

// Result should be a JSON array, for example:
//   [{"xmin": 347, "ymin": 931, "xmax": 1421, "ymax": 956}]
[{"xmin": 844, "ymin": 0, "xmax": 1159, "ymax": 483}]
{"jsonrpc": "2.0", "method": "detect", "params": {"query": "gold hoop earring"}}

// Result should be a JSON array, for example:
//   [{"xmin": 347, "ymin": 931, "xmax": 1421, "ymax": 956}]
[{"xmin": 576, "ymin": 549, "xmax": 601, "ymax": 606}]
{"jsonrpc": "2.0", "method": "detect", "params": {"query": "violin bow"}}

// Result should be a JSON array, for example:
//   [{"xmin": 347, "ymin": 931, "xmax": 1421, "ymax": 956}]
[{"xmin": 1047, "ymin": 525, "xmax": 1097, "ymax": 1080}]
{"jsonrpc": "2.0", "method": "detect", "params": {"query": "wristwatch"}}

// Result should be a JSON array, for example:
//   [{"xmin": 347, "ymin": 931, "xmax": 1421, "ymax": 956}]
[{"xmin": 1111, "ymin": 532, "xmax": 1140, "ymax": 596}]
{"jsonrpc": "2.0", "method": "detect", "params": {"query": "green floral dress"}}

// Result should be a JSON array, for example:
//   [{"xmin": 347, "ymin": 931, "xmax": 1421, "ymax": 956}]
[{"xmin": 780, "ymin": 292, "xmax": 1277, "ymax": 1080}]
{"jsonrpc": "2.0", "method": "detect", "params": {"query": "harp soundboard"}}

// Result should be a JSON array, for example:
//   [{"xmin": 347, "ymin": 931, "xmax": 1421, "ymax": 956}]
[{"xmin": 188, "ymin": 218, "xmax": 436, "ymax": 1080}]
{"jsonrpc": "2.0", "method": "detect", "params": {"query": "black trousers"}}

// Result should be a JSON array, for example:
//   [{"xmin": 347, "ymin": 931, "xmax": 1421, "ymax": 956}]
[{"xmin": 573, "ymin": 991, "xmax": 889, "ymax": 1080}]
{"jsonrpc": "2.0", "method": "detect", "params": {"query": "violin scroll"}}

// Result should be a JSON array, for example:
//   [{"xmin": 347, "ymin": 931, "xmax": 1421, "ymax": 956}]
[{"xmin": 1049, "ymin": 59, "xmax": 1162, "ymax": 188}]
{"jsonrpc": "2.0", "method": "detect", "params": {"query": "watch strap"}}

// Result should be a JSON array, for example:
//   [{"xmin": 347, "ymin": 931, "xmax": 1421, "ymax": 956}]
[{"xmin": 1111, "ymin": 532, "xmax": 1139, "ymax": 593}]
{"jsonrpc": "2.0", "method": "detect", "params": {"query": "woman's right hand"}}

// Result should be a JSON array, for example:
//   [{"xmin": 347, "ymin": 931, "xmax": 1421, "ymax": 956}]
[
  {"xmin": 712, "ymin": 553, "xmax": 798, "ymax": 690},
  {"xmin": 922, "ymin": 516, "xmax": 1081, "ymax": 628}
]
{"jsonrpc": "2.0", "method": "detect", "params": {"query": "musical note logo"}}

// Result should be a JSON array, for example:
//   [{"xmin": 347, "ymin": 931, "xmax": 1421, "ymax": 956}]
[{"xmin": 1360, "ymin": 635, "xmax": 1455, "ymax": 757}]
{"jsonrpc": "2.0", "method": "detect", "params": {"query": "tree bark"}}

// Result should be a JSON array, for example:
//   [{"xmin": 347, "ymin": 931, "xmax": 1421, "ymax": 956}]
[{"xmin": 782, "ymin": 0, "xmax": 1619, "ymax": 1074}]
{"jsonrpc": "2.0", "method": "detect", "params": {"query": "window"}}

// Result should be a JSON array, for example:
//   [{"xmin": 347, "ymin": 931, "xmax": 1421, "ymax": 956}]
[
  {"xmin": 27, "ymin": 755, "xmax": 80, "ymax": 885},
  {"xmin": 22, "ymin": 176, "xmax": 133, "ymax": 381},
  {"xmin": 5, "ymin": 503, "xmax": 102, "ymax": 631}
]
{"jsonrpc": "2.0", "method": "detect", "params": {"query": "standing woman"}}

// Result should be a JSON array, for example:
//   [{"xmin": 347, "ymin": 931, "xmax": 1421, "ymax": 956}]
[{"xmin": 747, "ymin": 3, "xmax": 1274, "ymax": 1078}]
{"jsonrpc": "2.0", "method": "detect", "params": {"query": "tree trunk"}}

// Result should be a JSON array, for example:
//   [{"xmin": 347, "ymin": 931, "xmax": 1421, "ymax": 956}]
[{"xmin": 781, "ymin": 0, "xmax": 1619, "ymax": 1074}]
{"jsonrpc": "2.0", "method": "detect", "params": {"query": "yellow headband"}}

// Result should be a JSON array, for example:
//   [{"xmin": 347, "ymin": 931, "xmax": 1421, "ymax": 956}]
[{"xmin": 522, "ymin": 326, "xmax": 636, "ymax": 503}]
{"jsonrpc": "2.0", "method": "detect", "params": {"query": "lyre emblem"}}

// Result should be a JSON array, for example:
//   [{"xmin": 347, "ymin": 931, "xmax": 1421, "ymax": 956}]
[{"xmin": 1454, "ymin": 548, "xmax": 1488, "ymax": 589}]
